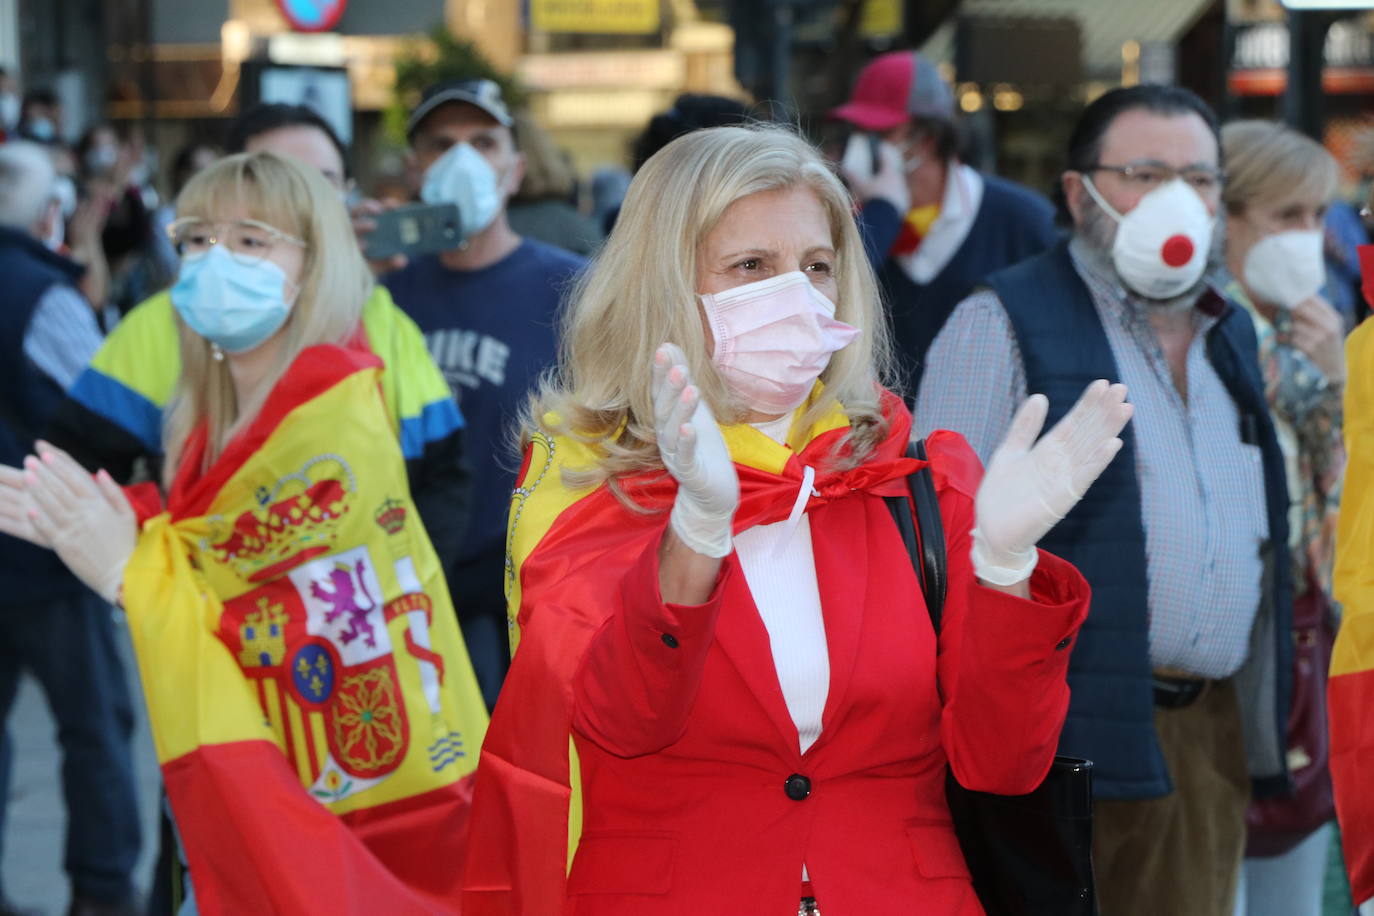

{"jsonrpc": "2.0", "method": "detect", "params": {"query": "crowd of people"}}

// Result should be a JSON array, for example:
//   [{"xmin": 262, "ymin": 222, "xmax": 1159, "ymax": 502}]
[{"xmin": 0, "ymin": 46, "xmax": 1370, "ymax": 916}]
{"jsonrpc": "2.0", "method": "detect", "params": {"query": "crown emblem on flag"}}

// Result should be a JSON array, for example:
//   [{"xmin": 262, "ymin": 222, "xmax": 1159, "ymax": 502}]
[
  {"xmin": 374, "ymin": 497, "xmax": 407, "ymax": 536},
  {"xmin": 210, "ymin": 455, "xmax": 357, "ymax": 581}
]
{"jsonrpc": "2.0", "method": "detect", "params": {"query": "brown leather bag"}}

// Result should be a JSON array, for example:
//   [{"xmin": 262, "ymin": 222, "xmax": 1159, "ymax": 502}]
[{"xmin": 1244, "ymin": 574, "xmax": 1337, "ymax": 857}]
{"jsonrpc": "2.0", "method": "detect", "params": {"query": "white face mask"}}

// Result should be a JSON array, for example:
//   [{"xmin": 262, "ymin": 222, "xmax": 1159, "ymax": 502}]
[
  {"xmin": 1082, "ymin": 177, "xmax": 1215, "ymax": 300},
  {"xmin": 894, "ymin": 138, "xmax": 924, "ymax": 175},
  {"xmin": 698, "ymin": 271, "xmax": 861, "ymax": 415},
  {"xmin": 1242, "ymin": 229, "xmax": 1325, "ymax": 310},
  {"xmin": 420, "ymin": 142, "xmax": 503, "ymax": 243},
  {"xmin": 0, "ymin": 93, "xmax": 19, "ymax": 130},
  {"xmin": 52, "ymin": 175, "xmax": 77, "ymax": 221}
]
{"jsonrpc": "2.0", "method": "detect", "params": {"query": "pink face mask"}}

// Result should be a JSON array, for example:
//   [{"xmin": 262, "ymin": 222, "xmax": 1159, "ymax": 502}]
[{"xmin": 699, "ymin": 271, "xmax": 861, "ymax": 415}]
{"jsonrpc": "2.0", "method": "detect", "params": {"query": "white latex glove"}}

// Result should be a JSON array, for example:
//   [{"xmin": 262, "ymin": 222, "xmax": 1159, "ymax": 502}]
[
  {"xmin": 22, "ymin": 442, "xmax": 138, "ymax": 604},
  {"xmin": 840, "ymin": 135, "xmax": 911, "ymax": 216},
  {"xmin": 0, "ymin": 463, "xmax": 50, "ymax": 547},
  {"xmin": 973, "ymin": 380, "xmax": 1133, "ymax": 585},
  {"xmin": 652, "ymin": 343, "xmax": 739, "ymax": 558}
]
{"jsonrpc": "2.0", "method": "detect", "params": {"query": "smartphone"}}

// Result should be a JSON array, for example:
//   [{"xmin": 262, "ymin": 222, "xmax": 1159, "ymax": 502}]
[
  {"xmin": 841, "ymin": 131, "xmax": 882, "ymax": 181},
  {"xmin": 363, "ymin": 202, "xmax": 462, "ymax": 260}
]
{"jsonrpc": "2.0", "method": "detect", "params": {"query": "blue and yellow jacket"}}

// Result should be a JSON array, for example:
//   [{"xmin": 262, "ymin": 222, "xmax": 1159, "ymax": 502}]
[{"xmin": 45, "ymin": 286, "xmax": 471, "ymax": 565}]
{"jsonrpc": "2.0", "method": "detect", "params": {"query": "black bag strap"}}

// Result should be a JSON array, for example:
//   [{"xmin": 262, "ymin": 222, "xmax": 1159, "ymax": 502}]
[{"xmin": 884, "ymin": 439, "xmax": 948, "ymax": 631}]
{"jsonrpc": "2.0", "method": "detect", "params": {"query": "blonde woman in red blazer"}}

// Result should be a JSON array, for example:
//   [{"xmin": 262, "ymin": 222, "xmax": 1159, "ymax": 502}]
[{"xmin": 462, "ymin": 126, "xmax": 1132, "ymax": 915}]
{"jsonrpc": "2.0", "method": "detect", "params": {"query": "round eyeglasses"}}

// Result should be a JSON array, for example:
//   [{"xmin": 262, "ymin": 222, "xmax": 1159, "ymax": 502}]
[{"xmin": 168, "ymin": 217, "xmax": 306, "ymax": 266}]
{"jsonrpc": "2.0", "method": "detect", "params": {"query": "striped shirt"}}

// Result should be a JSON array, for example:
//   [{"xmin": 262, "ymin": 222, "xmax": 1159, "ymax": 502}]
[
  {"xmin": 23, "ymin": 284, "xmax": 103, "ymax": 389},
  {"xmin": 915, "ymin": 238, "xmax": 1267, "ymax": 679}
]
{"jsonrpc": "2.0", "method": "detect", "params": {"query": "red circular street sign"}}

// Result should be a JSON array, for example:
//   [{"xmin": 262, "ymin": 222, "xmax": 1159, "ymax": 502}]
[{"xmin": 274, "ymin": 0, "xmax": 347, "ymax": 33}]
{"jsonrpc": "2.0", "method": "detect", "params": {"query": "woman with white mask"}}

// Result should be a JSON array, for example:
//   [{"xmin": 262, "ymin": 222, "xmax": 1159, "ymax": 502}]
[
  {"xmin": 1221, "ymin": 119, "xmax": 1346, "ymax": 916},
  {"xmin": 462, "ymin": 125, "xmax": 1133, "ymax": 914}
]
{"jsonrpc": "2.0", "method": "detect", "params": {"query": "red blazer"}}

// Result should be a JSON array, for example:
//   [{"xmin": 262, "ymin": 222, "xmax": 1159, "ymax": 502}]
[{"xmin": 564, "ymin": 434, "xmax": 1090, "ymax": 915}]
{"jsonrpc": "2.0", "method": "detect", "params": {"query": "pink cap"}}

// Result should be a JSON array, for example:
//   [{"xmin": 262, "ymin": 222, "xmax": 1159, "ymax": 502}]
[{"xmin": 830, "ymin": 51, "xmax": 955, "ymax": 132}]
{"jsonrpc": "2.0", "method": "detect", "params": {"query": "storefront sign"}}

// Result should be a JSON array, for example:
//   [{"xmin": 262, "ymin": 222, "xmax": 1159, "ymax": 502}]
[
  {"xmin": 860, "ymin": 0, "xmax": 903, "ymax": 39},
  {"xmin": 518, "ymin": 49, "xmax": 683, "ymax": 90},
  {"xmin": 530, "ymin": 0, "xmax": 660, "ymax": 34},
  {"xmin": 1231, "ymin": 17, "xmax": 1374, "ymax": 93}
]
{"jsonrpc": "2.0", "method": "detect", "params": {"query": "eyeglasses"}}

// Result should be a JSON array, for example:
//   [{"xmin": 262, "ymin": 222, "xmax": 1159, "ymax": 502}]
[
  {"xmin": 1086, "ymin": 162, "xmax": 1225, "ymax": 194},
  {"xmin": 167, "ymin": 217, "xmax": 306, "ymax": 266}
]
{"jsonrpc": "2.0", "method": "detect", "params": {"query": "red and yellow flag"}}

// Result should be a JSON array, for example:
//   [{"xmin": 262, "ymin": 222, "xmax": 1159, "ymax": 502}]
[
  {"xmin": 122, "ymin": 345, "xmax": 487, "ymax": 914},
  {"xmin": 1332, "ymin": 317, "xmax": 1374, "ymax": 906}
]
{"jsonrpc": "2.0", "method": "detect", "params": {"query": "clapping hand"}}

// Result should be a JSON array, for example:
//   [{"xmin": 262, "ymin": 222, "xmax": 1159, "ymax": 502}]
[
  {"xmin": 972, "ymin": 381, "xmax": 1133, "ymax": 584},
  {"xmin": 0, "ymin": 442, "xmax": 136, "ymax": 604},
  {"xmin": 652, "ymin": 343, "xmax": 738, "ymax": 559}
]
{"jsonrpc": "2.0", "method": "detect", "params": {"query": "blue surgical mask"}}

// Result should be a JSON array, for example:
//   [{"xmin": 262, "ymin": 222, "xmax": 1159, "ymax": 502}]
[
  {"xmin": 24, "ymin": 117, "xmax": 54, "ymax": 142},
  {"xmin": 420, "ymin": 142, "xmax": 502, "ymax": 242},
  {"xmin": 170, "ymin": 246, "xmax": 295, "ymax": 354}
]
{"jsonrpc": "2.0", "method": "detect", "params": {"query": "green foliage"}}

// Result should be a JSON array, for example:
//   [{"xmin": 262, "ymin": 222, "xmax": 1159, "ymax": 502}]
[{"xmin": 385, "ymin": 25, "xmax": 527, "ymax": 144}]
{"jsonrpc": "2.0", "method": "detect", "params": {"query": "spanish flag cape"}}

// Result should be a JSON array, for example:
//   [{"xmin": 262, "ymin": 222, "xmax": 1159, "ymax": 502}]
[
  {"xmin": 121, "ymin": 345, "xmax": 488, "ymax": 915},
  {"xmin": 462, "ymin": 388, "xmax": 935, "ymax": 914},
  {"xmin": 1332, "ymin": 314, "xmax": 1374, "ymax": 904}
]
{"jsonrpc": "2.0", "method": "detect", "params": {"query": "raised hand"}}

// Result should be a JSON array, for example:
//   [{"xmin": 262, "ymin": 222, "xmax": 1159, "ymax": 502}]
[
  {"xmin": 973, "ymin": 380, "xmax": 1133, "ymax": 584},
  {"xmin": 20, "ymin": 442, "xmax": 138, "ymax": 604},
  {"xmin": 839, "ymin": 136, "xmax": 911, "ymax": 216},
  {"xmin": 652, "ymin": 343, "xmax": 738, "ymax": 559},
  {"xmin": 1289, "ymin": 295, "xmax": 1345, "ymax": 386}
]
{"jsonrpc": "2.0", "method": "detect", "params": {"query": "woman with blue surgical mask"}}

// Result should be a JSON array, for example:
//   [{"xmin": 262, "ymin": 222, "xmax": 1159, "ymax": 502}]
[
  {"xmin": 1221, "ymin": 120, "xmax": 1345, "ymax": 916},
  {"xmin": 0, "ymin": 150, "xmax": 489, "ymax": 911}
]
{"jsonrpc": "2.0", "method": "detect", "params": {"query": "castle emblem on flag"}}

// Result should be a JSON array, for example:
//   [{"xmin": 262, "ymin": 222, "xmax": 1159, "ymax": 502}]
[{"xmin": 238, "ymin": 597, "xmax": 288, "ymax": 668}]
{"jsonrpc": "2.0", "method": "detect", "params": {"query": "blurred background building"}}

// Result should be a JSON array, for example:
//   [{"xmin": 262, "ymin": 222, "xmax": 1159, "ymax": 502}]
[{"xmin": 5, "ymin": 0, "xmax": 1374, "ymax": 206}]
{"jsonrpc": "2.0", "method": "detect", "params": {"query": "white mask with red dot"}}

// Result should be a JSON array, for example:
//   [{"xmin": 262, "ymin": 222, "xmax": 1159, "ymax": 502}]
[{"xmin": 1082, "ymin": 176, "xmax": 1214, "ymax": 300}]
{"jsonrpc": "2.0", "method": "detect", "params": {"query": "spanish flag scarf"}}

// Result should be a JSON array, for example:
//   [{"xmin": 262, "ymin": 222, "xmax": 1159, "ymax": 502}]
[{"xmin": 122, "ymin": 345, "xmax": 488, "ymax": 914}]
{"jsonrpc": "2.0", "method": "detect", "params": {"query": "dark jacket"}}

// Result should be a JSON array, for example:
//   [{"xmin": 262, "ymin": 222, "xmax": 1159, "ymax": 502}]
[
  {"xmin": 0, "ymin": 225, "xmax": 91, "ymax": 603},
  {"xmin": 984, "ymin": 240, "xmax": 1294, "ymax": 801},
  {"xmin": 858, "ymin": 171, "xmax": 1059, "ymax": 400}
]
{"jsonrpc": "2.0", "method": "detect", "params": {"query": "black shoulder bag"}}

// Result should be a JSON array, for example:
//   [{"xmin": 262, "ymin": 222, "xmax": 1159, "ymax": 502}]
[{"xmin": 884, "ymin": 440, "xmax": 1098, "ymax": 916}]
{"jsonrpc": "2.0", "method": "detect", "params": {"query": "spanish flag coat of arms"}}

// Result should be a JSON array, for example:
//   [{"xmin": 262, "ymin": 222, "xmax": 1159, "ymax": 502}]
[{"xmin": 122, "ymin": 345, "xmax": 487, "ymax": 914}]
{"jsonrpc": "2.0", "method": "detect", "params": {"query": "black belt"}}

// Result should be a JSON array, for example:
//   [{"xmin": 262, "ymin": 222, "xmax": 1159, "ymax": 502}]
[{"xmin": 1152, "ymin": 674, "xmax": 1210, "ymax": 709}]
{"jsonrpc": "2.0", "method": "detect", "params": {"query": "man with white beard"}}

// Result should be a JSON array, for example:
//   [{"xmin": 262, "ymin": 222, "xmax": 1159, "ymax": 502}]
[{"xmin": 915, "ymin": 85, "xmax": 1294, "ymax": 916}]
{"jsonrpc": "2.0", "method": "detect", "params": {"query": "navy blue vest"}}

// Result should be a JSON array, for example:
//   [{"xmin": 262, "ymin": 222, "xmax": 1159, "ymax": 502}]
[
  {"xmin": 985, "ymin": 241, "xmax": 1293, "ymax": 800},
  {"xmin": 0, "ymin": 226, "xmax": 90, "ymax": 604},
  {"xmin": 876, "ymin": 175, "xmax": 1058, "ymax": 399}
]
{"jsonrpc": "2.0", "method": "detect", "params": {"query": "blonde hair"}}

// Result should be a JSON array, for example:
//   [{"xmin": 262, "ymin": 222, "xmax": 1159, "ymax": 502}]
[
  {"xmin": 523, "ymin": 124, "xmax": 895, "ymax": 492},
  {"xmin": 162, "ymin": 150, "xmax": 372, "ymax": 483},
  {"xmin": 1221, "ymin": 120, "xmax": 1338, "ymax": 215}
]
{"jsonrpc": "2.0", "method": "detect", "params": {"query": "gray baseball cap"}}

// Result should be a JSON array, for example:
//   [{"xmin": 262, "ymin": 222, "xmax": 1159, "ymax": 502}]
[{"xmin": 407, "ymin": 79, "xmax": 514, "ymax": 140}]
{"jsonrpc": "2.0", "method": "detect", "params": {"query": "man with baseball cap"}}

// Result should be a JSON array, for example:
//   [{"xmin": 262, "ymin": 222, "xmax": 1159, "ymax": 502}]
[
  {"xmin": 381, "ymin": 80, "xmax": 585, "ymax": 709},
  {"xmin": 832, "ymin": 50, "xmax": 1058, "ymax": 399}
]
